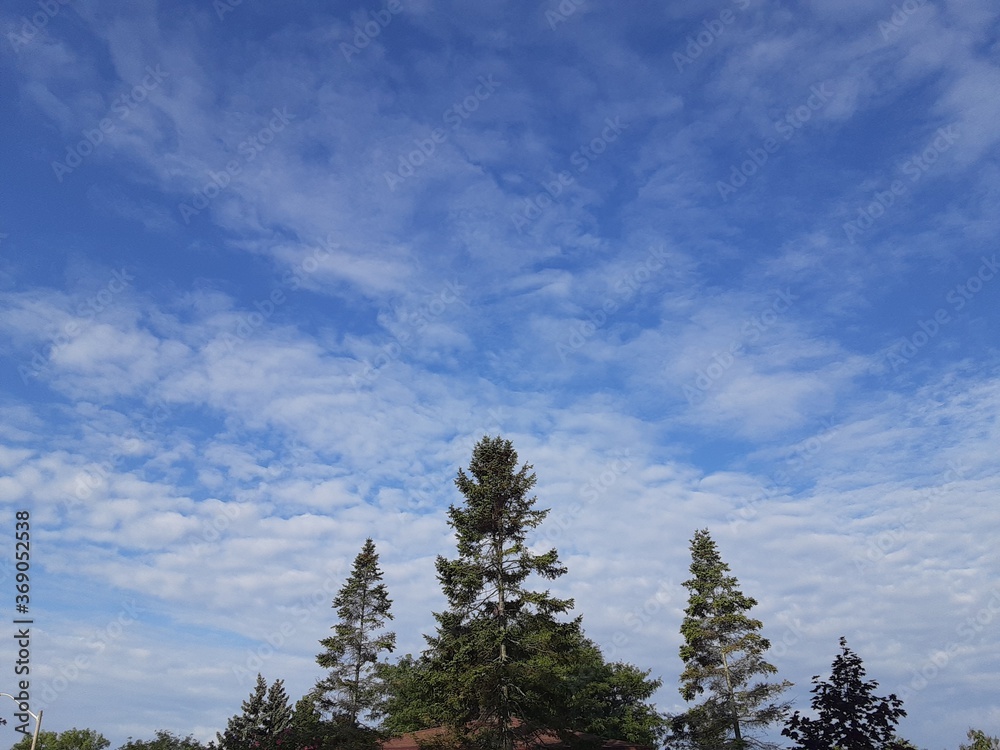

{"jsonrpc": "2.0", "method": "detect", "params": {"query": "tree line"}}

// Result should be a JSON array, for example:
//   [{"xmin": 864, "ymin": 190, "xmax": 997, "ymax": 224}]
[{"xmin": 10, "ymin": 437, "xmax": 998, "ymax": 750}]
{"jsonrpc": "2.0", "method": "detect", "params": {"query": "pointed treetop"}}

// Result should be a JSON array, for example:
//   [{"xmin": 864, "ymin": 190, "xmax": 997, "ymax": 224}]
[{"xmin": 315, "ymin": 537, "xmax": 395, "ymax": 726}]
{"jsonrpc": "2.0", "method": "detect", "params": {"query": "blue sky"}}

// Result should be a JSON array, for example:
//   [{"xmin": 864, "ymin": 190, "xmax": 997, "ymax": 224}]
[{"xmin": 1, "ymin": 0, "xmax": 999, "ymax": 747}]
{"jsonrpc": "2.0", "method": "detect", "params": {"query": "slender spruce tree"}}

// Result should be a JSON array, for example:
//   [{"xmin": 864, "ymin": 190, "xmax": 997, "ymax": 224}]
[
  {"xmin": 425, "ymin": 435, "xmax": 581, "ymax": 750},
  {"xmin": 315, "ymin": 538, "xmax": 396, "ymax": 727},
  {"xmin": 673, "ymin": 529, "xmax": 790, "ymax": 750}
]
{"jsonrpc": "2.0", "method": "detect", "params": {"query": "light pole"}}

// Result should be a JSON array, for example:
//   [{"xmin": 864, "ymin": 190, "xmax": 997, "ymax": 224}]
[{"xmin": 0, "ymin": 693, "xmax": 43, "ymax": 750}]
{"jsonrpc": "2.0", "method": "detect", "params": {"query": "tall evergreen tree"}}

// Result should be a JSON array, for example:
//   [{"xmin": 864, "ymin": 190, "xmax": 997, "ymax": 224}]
[
  {"xmin": 216, "ymin": 674, "xmax": 293, "ymax": 750},
  {"xmin": 425, "ymin": 435, "xmax": 581, "ymax": 750},
  {"xmin": 673, "ymin": 528, "xmax": 790, "ymax": 750},
  {"xmin": 315, "ymin": 538, "xmax": 396, "ymax": 726},
  {"xmin": 782, "ymin": 637, "xmax": 907, "ymax": 750}
]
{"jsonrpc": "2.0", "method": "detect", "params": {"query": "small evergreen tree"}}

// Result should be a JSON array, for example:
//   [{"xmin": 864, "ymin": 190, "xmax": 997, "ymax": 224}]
[
  {"xmin": 216, "ymin": 674, "xmax": 293, "ymax": 750},
  {"xmin": 315, "ymin": 538, "xmax": 396, "ymax": 726},
  {"xmin": 782, "ymin": 637, "xmax": 906, "ymax": 750},
  {"xmin": 673, "ymin": 528, "xmax": 790, "ymax": 749},
  {"xmin": 289, "ymin": 693, "xmax": 329, "ymax": 750}
]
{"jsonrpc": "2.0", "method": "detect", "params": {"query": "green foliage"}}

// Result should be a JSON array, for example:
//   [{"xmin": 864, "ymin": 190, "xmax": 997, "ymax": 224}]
[
  {"xmin": 424, "ymin": 435, "xmax": 584, "ymax": 750},
  {"xmin": 315, "ymin": 537, "xmax": 396, "ymax": 726},
  {"xmin": 377, "ymin": 437, "xmax": 668, "ymax": 749},
  {"xmin": 782, "ymin": 637, "xmax": 906, "ymax": 750},
  {"xmin": 11, "ymin": 729, "xmax": 110, "ymax": 750},
  {"xmin": 377, "ymin": 654, "xmax": 448, "ymax": 736},
  {"xmin": 672, "ymin": 528, "xmax": 791, "ymax": 750},
  {"xmin": 215, "ymin": 674, "xmax": 293, "ymax": 750},
  {"xmin": 562, "ymin": 637, "xmax": 667, "ymax": 747},
  {"xmin": 960, "ymin": 729, "xmax": 1000, "ymax": 750},
  {"xmin": 289, "ymin": 693, "xmax": 381, "ymax": 750},
  {"xmin": 117, "ymin": 731, "xmax": 205, "ymax": 750}
]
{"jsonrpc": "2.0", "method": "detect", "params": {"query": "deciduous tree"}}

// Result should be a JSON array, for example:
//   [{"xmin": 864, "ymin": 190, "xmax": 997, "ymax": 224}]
[
  {"xmin": 12, "ymin": 729, "xmax": 109, "ymax": 750},
  {"xmin": 118, "ymin": 731, "xmax": 206, "ymax": 750},
  {"xmin": 960, "ymin": 729, "xmax": 1000, "ymax": 750},
  {"xmin": 782, "ymin": 637, "xmax": 906, "ymax": 750}
]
